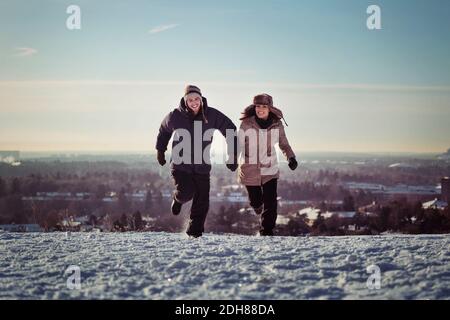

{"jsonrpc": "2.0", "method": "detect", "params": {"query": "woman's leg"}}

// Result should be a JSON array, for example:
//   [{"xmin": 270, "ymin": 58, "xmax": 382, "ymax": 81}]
[
  {"xmin": 245, "ymin": 185, "xmax": 263, "ymax": 214},
  {"xmin": 260, "ymin": 178, "xmax": 278, "ymax": 235}
]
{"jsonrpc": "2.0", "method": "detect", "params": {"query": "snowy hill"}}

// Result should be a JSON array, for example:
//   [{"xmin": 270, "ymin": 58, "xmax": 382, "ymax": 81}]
[{"xmin": 0, "ymin": 232, "xmax": 449, "ymax": 299}]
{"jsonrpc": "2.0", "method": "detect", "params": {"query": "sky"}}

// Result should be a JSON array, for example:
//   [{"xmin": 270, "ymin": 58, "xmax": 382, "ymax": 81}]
[{"xmin": 0, "ymin": 0, "xmax": 449, "ymax": 153}]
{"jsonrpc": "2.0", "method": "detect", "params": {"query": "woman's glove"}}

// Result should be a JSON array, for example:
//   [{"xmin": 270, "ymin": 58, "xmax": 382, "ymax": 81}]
[{"xmin": 288, "ymin": 157, "xmax": 298, "ymax": 170}]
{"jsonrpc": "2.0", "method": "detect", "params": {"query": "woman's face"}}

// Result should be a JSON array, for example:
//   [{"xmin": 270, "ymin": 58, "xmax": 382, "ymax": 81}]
[{"xmin": 255, "ymin": 104, "xmax": 270, "ymax": 120}]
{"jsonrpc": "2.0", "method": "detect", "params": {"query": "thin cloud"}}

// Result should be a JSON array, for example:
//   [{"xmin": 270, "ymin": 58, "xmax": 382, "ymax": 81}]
[
  {"xmin": 13, "ymin": 47, "xmax": 38, "ymax": 57},
  {"xmin": 148, "ymin": 24, "xmax": 179, "ymax": 34}
]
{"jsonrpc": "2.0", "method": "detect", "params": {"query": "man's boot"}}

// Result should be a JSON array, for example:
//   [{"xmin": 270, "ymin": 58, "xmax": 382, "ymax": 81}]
[
  {"xmin": 259, "ymin": 229, "xmax": 274, "ymax": 236},
  {"xmin": 253, "ymin": 205, "xmax": 263, "ymax": 215},
  {"xmin": 171, "ymin": 199, "xmax": 182, "ymax": 215}
]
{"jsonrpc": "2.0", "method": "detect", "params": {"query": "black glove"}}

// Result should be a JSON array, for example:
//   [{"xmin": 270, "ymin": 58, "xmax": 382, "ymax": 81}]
[
  {"xmin": 157, "ymin": 150, "xmax": 166, "ymax": 166},
  {"xmin": 288, "ymin": 157, "xmax": 298, "ymax": 170},
  {"xmin": 226, "ymin": 163, "xmax": 238, "ymax": 172}
]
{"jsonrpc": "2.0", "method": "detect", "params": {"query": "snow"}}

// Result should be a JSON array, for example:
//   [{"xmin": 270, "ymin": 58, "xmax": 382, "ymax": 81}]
[
  {"xmin": 422, "ymin": 198, "xmax": 448, "ymax": 210},
  {"xmin": 0, "ymin": 232, "xmax": 449, "ymax": 300}
]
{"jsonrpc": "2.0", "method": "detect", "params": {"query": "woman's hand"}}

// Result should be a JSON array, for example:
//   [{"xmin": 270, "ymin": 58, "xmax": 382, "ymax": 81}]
[{"xmin": 288, "ymin": 157, "xmax": 298, "ymax": 170}]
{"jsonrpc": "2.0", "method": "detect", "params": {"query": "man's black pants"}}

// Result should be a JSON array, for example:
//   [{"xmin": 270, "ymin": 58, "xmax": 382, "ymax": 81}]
[{"xmin": 172, "ymin": 170, "xmax": 210, "ymax": 236}]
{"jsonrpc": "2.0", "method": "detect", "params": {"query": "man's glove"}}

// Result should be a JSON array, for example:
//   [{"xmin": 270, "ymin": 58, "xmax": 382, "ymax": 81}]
[
  {"xmin": 288, "ymin": 157, "xmax": 298, "ymax": 171},
  {"xmin": 226, "ymin": 163, "xmax": 238, "ymax": 172},
  {"xmin": 157, "ymin": 150, "xmax": 166, "ymax": 166}
]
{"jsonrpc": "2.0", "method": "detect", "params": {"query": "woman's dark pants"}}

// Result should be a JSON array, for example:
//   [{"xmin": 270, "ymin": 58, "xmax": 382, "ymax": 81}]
[{"xmin": 245, "ymin": 178, "xmax": 278, "ymax": 235}]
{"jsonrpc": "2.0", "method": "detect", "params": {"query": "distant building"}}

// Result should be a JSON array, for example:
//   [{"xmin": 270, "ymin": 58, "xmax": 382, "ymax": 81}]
[
  {"xmin": 388, "ymin": 163, "xmax": 416, "ymax": 169},
  {"xmin": 344, "ymin": 182, "xmax": 385, "ymax": 192},
  {"xmin": 325, "ymin": 211, "xmax": 356, "ymax": 219},
  {"xmin": 358, "ymin": 201, "xmax": 380, "ymax": 215},
  {"xmin": 297, "ymin": 207, "xmax": 355, "ymax": 226},
  {"xmin": 441, "ymin": 177, "xmax": 450, "ymax": 203},
  {"xmin": 344, "ymin": 181, "xmax": 439, "ymax": 202},
  {"xmin": 422, "ymin": 198, "xmax": 448, "ymax": 210},
  {"xmin": 298, "ymin": 207, "xmax": 321, "ymax": 225}
]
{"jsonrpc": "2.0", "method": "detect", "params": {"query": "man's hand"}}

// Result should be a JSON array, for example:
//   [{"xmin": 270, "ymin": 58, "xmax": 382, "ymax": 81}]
[
  {"xmin": 157, "ymin": 150, "xmax": 166, "ymax": 166},
  {"xmin": 288, "ymin": 157, "xmax": 298, "ymax": 170},
  {"xmin": 226, "ymin": 163, "xmax": 238, "ymax": 172}
]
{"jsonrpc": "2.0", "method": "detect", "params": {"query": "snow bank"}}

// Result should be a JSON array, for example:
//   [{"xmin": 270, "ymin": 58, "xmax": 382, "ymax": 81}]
[{"xmin": 0, "ymin": 232, "xmax": 449, "ymax": 299}]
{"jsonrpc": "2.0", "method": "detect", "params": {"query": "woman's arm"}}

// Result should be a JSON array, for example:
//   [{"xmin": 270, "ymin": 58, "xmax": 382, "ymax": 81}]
[{"xmin": 278, "ymin": 123, "xmax": 296, "ymax": 160}]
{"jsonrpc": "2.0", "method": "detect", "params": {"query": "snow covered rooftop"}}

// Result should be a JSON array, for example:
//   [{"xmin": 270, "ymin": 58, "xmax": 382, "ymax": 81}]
[
  {"xmin": 298, "ymin": 207, "xmax": 321, "ymax": 221},
  {"xmin": 422, "ymin": 198, "xmax": 448, "ymax": 210}
]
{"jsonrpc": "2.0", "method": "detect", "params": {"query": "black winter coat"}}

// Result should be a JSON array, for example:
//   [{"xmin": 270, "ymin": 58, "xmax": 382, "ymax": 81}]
[{"xmin": 155, "ymin": 97, "xmax": 237, "ymax": 175}]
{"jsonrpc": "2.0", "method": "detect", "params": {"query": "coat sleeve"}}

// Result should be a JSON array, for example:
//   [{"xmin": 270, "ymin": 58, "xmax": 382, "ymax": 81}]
[
  {"xmin": 213, "ymin": 109, "xmax": 238, "ymax": 162},
  {"xmin": 277, "ymin": 123, "xmax": 296, "ymax": 160},
  {"xmin": 155, "ymin": 112, "xmax": 174, "ymax": 152}
]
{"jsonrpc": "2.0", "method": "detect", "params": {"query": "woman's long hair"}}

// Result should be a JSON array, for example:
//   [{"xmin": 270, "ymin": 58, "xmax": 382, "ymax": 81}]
[{"xmin": 239, "ymin": 105, "xmax": 288, "ymax": 126}]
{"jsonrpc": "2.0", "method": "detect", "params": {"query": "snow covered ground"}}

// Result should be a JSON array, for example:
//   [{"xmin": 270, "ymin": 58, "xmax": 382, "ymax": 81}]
[{"xmin": 0, "ymin": 232, "xmax": 449, "ymax": 300}]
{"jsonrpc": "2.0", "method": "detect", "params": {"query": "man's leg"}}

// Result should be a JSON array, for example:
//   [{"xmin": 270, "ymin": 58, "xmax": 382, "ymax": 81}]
[
  {"xmin": 171, "ymin": 169, "xmax": 195, "ymax": 204},
  {"xmin": 245, "ymin": 185, "xmax": 263, "ymax": 214},
  {"xmin": 186, "ymin": 173, "xmax": 210, "ymax": 237},
  {"xmin": 260, "ymin": 178, "xmax": 278, "ymax": 235}
]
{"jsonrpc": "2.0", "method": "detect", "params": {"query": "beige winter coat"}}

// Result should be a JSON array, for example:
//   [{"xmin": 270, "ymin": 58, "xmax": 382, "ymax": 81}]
[{"xmin": 237, "ymin": 106, "xmax": 295, "ymax": 186}]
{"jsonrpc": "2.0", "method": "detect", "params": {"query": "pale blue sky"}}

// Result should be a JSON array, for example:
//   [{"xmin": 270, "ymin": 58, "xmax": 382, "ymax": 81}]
[{"xmin": 1, "ymin": 0, "xmax": 449, "ymax": 152}]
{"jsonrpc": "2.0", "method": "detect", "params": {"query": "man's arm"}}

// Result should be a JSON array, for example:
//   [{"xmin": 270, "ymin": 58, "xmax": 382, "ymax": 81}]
[
  {"xmin": 155, "ymin": 111, "xmax": 174, "ymax": 152},
  {"xmin": 213, "ymin": 109, "xmax": 238, "ymax": 169}
]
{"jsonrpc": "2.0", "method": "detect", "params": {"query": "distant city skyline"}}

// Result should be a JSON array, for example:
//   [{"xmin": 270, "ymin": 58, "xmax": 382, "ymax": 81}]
[{"xmin": 1, "ymin": 0, "xmax": 449, "ymax": 153}]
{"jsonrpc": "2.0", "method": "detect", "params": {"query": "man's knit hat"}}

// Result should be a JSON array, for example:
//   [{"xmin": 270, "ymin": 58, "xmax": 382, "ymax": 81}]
[
  {"xmin": 183, "ymin": 85, "xmax": 208, "ymax": 123},
  {"xmin": 184, "ymin": 85, "xmax": 202, "ymax": 98}
]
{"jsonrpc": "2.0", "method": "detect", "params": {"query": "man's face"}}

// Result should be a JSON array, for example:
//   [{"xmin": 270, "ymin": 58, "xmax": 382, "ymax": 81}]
[{"xmin": 186, "ymin": 94, "xmax": 202, "ymax": 115}]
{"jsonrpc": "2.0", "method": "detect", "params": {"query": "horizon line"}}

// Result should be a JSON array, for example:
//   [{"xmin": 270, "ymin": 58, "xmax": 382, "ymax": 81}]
[{"xmin": 12, "ymin": 150, "xmax": 445, "ymax": 155}]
